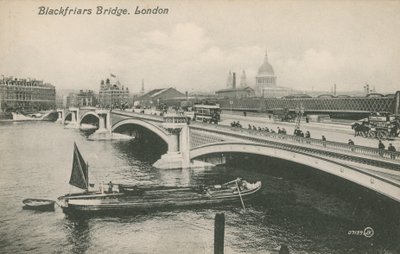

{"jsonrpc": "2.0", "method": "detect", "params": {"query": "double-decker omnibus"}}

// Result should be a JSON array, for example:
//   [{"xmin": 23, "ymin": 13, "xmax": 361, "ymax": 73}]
[{"xmin": 193, "ymin": 104, "xmax": 221, "ymax": 124}]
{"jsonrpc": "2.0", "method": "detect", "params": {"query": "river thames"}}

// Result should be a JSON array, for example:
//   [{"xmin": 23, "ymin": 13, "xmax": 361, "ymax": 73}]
[{"xmin": 0, "ymin": 121, "xmax": 399, "ymax": 253}]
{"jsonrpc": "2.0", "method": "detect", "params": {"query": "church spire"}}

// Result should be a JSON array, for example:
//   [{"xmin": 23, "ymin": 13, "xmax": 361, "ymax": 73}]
[
  {"xmin": 140, "ymin": 79, "xmax": 145, "ymax": 95},
  {"xmin": 264, "ymin": 49, "xmax": 269, "ymax": 64}
]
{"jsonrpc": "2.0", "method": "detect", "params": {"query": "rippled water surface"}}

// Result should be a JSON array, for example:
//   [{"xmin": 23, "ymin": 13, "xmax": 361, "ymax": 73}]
[{"xmin": 0, "ymin": 121, "xmax": 399, "ymax": 253}]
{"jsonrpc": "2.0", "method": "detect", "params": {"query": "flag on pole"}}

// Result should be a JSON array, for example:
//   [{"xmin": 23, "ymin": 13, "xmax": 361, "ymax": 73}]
[{"xmin": 110, "ymin": 73, "xmax": 116, "ymax": 78}]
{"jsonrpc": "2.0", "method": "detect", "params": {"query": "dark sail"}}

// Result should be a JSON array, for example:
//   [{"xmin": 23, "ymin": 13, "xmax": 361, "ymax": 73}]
[{"xmin": 69, "ymin": 143, "xmax": 88, "ymax": 190}]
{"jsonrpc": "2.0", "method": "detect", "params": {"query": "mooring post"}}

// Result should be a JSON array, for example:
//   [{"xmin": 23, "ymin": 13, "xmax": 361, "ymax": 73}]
[
  {"xmin": 279, "ymin": 244, "xmax": 290, "ymax": 254},
  {"xmin": 214, "ymin": 213, "xmax": 225, "ymax": 254}
]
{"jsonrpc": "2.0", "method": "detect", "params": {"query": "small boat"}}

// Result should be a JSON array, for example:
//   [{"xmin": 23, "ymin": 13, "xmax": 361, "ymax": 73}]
[
  {"xmin": 12, "ymin": 112, "xmax": 44, "ymax": 121},
  {"xmin": 57, "ymin": 144, "xmax": 262, "ymax": 215},
  {"xmin": 22, "ymin": 198, "xmax": 55, "ymax": 211}
]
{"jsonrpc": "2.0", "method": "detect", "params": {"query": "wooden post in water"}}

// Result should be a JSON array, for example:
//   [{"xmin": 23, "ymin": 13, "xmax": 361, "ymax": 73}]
[{"xmin": 214, "ymin": 213, "xmax": 225, "ymax": 254}]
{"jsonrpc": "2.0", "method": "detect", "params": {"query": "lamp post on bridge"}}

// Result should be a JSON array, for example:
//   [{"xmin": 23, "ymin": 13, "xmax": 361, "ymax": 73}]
[{"xmin": 295, "ymin": 104, "xmax": 304, "ymax": 130}]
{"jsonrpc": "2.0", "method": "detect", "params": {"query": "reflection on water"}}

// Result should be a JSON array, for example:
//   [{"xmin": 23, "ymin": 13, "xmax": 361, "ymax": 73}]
[
  {"xmin": 0, "ymin": 121, "xmax": 399, "ymax": 253},
  {"xmin": 64, "ymin": 219, "xmax": 91, "ymax": 254}
]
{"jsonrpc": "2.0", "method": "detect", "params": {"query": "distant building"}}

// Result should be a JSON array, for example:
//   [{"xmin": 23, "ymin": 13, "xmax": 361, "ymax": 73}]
[
  {"xmin": 137, "ymin": 87, "xmax": 185, "ymax": 108},
  {"xmin": 76, "ymin": 90, "xmax": 98, "ymax": 107},
  {"xmin": 240, "ymin": 70, "xmax": 247, "ymax": 88},
  {"xmin": 66, "ymin": 92, "xmax": 78, "ymax": 108},
  {"xmin": 255, "ymin": 50, "xmax": 294, "ymax": 98},
  {"xmin": 99, "ymin": 75, "xmax": 130, "ymax": 108},
  {"xmin": 0, "ymin": 76, "xmax": 56, "ymax": 112},
  {"xmin": 256, "ymin": 50, "xmax": 277, "ymax": 95},
  {"xmin": 66, "ymin": 90, "xmax": 98, "ymax": 107},
  {"xmin": 215, "ymin": 87, "xmax": 255, "ymax": 99},
  {"xmin": 55, "ymin": 94, "xmax": 65, "ymax": 108},
  {"xmin": 226, "ymin": 71, "xmax": 233, "ymax": 88}
]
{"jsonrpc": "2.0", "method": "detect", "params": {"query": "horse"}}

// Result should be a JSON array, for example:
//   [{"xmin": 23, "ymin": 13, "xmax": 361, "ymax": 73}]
[
  {"xmin": 351, "ymin": 122, "xmax": 370, "ymax": 137},
  {"xmin": 390, "ymin": 120, "xmax": 400, "ymax": 137}
]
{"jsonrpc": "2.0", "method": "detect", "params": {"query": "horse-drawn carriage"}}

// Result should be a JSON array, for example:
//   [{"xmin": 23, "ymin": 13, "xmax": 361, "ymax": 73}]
[{"xmin": 352, "ymin": 112, "xmax": 400, "ymax": 140}]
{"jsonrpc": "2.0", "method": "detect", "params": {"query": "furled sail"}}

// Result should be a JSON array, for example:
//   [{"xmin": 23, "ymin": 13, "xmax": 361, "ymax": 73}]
[{"xmin": 69, "ymin": 143, "xmax": 88, "ymax": 190}]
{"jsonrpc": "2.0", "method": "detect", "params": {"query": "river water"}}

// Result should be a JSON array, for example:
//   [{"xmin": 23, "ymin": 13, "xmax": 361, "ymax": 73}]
[{"xmin": 0, "ymin": 121, "xmax": 399, "ymax": 253}]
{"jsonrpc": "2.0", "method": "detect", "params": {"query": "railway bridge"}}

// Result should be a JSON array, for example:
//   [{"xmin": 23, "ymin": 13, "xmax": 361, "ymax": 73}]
[{"xmin": 57, "ymin": 109, "xmax": 400, "ymax": 203}]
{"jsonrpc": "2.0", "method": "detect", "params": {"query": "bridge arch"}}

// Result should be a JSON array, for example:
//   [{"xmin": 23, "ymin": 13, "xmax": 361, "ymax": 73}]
[
  {"xmin": 112, "ymin": 119, "xmax": 172, "ymax": 147},
  {"xmin": 64, "ymin": 112, "xmax": 72, "ymax": 123},
  {"xmin": 80, "ymin": 111, "xmax": 100, "ymax": 124},
  {"xmin": 190, "ymin": 142, "xmax": 400, "ymax": 203}
]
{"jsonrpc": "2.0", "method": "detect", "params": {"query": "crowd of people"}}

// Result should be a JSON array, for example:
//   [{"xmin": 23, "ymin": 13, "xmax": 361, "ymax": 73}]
[
  {"xmin": 228, "ymin": 120, "xmax": 398, "ymax": 159},
  {"xmin": 378, "ymin": 140, "xmax": 397, "ymax": 158}
]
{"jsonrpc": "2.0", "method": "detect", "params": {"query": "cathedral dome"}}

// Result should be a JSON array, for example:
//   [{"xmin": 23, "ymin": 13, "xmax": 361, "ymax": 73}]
[
  {"xmin": 258, "ymin": 62, "xmax": 274, "ymax": 75},
  {"xmin": 257, "ymin": 50, "xmax": 275, "ymax": 75}
]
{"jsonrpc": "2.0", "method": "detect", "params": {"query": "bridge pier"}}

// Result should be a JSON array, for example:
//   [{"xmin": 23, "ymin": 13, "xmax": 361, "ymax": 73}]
[
  {"xmin": 65, "ymin": 107, "xmax": 80, "ymax": 129},
  {"xmin": 153, "ymin": 124, "xmax": 188, "ymax": 169},
  {"xmin": 55, "ymin": 109, "xmax": 64, "ymax": 124},
  {"xmin": 153, "ymin": 116, "xmax": 213, "ymax": 169},
  {"xmin": 88, "ymin": 110, "xmax": 112, "ymax": 140}
]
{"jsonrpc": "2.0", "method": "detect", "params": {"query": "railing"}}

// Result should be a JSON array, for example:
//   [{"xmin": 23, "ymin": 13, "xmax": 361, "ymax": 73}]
[
  {"xmin": 111, "ymin": 110, "xmax": 164, "ymax": 122},
  {"xmin": 189, "ymin": 122, "xmax": 400, "ymax": 169}
]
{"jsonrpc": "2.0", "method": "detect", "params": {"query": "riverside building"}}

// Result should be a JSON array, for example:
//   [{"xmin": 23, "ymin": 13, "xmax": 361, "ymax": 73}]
[
  {"xmin": 99, "ymin": 75, "xmax": 130, "ymax": 108},
  {"xmin": 0, "ymin": 76, "xmax": 56, "ymax": 112},
  {"xmin": 216, "ymin": 71, "xmax": 255, "ymax": 98}
]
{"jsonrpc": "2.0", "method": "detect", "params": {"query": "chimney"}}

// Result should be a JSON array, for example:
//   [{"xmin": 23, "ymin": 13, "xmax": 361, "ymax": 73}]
[{"xmin": 232, "ymin": 72, "xmax": 236, "ymax": 89}]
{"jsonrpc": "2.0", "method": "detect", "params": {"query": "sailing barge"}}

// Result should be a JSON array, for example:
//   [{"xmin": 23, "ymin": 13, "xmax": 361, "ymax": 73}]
[{"xmin": 57, "ymin": 144, "xmax": 262, "ymax": 214}]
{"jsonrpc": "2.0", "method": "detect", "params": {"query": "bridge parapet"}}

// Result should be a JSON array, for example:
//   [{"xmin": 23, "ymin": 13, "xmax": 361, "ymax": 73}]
[
  {"xmin": 189, "ymin": 122, "xmax": 400, "ymax": 170},
  {"xmin": 110, "ymin": 110, "xmax": 164, "ymax": 125}
]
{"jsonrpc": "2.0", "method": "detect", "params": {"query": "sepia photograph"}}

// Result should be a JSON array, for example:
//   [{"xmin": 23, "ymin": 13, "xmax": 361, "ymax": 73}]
[{"xmin": 0, "ymin": 0, "xmax": 399, "ymax": 253}]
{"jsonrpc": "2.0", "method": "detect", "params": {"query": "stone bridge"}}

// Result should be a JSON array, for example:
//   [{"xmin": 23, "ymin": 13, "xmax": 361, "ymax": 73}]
[{"xmin": 57, "ymin": 109, "xmax": 400, "ymax": 203}]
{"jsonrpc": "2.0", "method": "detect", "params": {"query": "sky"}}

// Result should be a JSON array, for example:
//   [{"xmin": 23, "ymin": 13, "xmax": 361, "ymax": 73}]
[{"xmin": 1, "ymin": 0, "xmax": 400, "ymax": 94}]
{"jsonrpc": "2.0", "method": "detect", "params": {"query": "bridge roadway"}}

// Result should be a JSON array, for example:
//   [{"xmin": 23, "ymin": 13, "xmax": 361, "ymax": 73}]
[
  {"xmin": 220, "ymin": 113, "xmax": 400, "ymax": 150},
  {"xmin": 72, "ymin": 109, "xmax": 400, "ymax": 202}
]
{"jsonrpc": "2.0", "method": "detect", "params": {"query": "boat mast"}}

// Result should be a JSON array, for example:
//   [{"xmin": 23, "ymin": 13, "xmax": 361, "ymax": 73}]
[{"xmin": 86, "ymin": 162, "xmax": 89, "ymax": 192}]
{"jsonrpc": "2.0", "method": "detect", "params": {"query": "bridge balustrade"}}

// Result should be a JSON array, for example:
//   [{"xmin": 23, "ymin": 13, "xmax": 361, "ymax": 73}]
[
  {"xmin": 190, "ymin": 123, "xmax": 400, "ymax": 166},
  {"xmin": 111, "ymin": 110, "xmax": 164, "ymax": 122}
]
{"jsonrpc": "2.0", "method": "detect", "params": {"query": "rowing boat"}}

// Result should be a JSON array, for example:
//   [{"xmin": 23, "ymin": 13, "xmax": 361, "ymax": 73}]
[{"xmin": 23, "ymin": 198, "xmax": 55, "ymax": 211}]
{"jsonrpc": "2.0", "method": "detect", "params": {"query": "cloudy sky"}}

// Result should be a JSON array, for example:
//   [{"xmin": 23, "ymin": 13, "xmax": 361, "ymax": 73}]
[{"xmin": 1, "ymin": 0, "xmax": 399, "ymax": 94}]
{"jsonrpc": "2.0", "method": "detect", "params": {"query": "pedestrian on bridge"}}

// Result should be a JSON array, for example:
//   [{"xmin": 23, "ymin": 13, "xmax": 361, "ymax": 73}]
[
  {"xmin": 348, "ymin": 139, "xmax": 355, "ymax": 151},
  {"xmin": 388, "ymin": 143, "xmax": 397, "ymax": 159},
  {"xmin": 305, "ymin": 131, "xmax": 311, "ymax": 144},
  {"xmin": 378, "ymin": 140, "xmax": 385, "ymax": 156},
  {"xmin": 322, "ymin": 135, "xmax": 326, "ymax": 147}
]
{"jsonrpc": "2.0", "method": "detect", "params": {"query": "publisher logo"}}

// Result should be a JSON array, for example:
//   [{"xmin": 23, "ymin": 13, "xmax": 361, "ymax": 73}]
[
  {"xmin": 363, "ymin": 227, "xmax": 374, "ymax": 238},
  {"xmin": 348, "ymin": 227, "xmax": 374, "ymax": 238}
]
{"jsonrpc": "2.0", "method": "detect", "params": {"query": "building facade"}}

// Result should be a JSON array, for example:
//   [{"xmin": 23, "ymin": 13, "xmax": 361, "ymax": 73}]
[
  {"xmin": 65, "ymin": 90, "xmax": 98, "ymax": 108},
  {"xmin": 0, "ymin": 76, "xmax": 56, "ymax": 112},
  {"xmin": 215, "ymin": 87, "xmax": 255, "ymax": 99},
  {"xmin": 99, "ymin": 77, "xmax": 130, "ymax": 108},
  {"xmin": 76, "ymin": 90, "xmax": 98, "ymax": 107}
]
